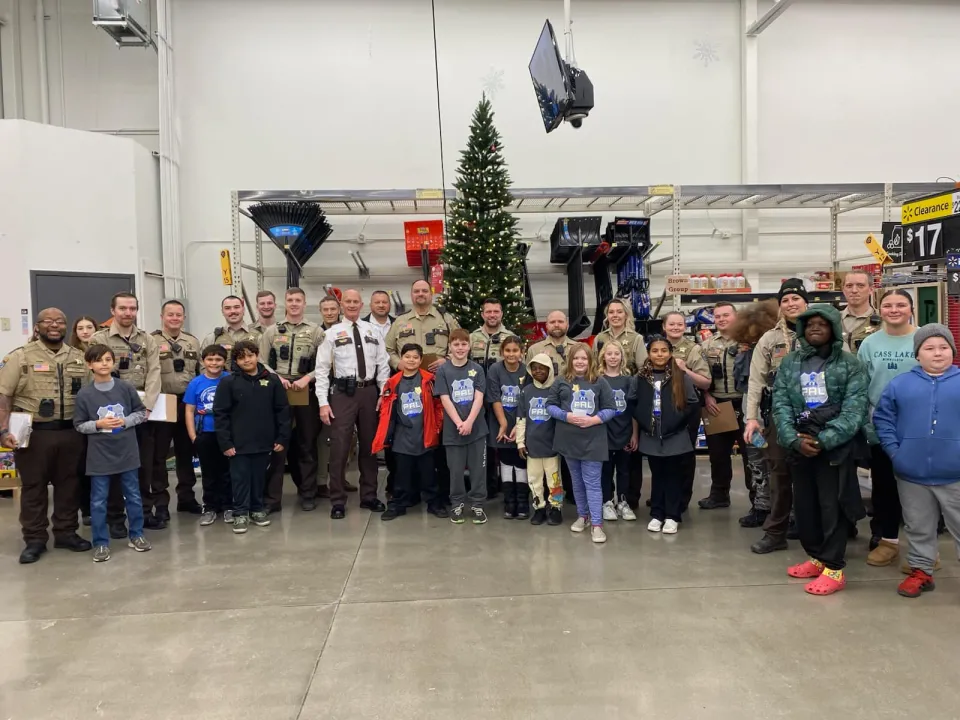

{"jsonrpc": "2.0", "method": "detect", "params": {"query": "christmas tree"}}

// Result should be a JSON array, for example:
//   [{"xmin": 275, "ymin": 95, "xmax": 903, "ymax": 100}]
[{"xmin": 439, "ymin": 95, "xmax": 530, "ymax": 334}]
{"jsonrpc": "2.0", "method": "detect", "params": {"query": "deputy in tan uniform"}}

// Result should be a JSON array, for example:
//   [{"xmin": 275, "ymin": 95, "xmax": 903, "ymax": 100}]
[
  {"xmin": 743, "ymin": 279, "xmax": 808, "ymax": 555},
  {"xmin": 386, "ymin": 279, "xmax": 460, "ymax": 370},
  {"xmin": 593, "ymin": 298, "xmax": 647, "ymax": 374},
  {"xmin": 840, "ymin": 269, "xmax": 879, "ymax": 352},
  {"xmin": 0, "ymin": 308, "xmax": 91, "ymax": 564},
  {"xmin": 252, "ymin": 290, "xmax": 277, "ymax": 333},
  {"xmin": 90, "ymin": 292, "xmax": 162, "ymax": 538},
  {"xmin": 259, "ymin": 287, "xmax": 325, "ymax": 512},
  {"xmin": 151, "ymin": 300, "xmax": 201, "ymax": 522},
  {"xmin": 202, "ymin": 295, "xmax": 262, "ymax": 361},
  {"xmin": 470, "ymin": 298, "xmax": 513, "ymax": 370},
  {"xmin": 697, "ymin": 302, "xmax": 751, "ymax": 512},
  {"xmin": 526, "ymin": 311, "xmax": 578, "ymax": 374}
]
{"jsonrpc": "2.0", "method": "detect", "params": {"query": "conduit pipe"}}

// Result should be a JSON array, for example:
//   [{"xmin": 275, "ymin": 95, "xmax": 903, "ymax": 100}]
[{"xmin": 36, "ymin": 0, "xmax": 49, "ymax": 123}]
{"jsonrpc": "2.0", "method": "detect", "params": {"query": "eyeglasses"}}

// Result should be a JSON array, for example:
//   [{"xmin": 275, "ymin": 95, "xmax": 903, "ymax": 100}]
[{"xmin": 37, "ymin": 319, "xmax": 66, "ymax": 327}]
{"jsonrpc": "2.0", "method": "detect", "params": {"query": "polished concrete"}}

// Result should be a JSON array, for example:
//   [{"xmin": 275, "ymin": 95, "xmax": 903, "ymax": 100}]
[{"xmin": 2, "ymin": 460, "xmax": 959, "ymax": 719}]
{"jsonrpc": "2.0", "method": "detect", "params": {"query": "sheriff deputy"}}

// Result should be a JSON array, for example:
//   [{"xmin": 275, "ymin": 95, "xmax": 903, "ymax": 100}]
[
  {"xmin": 470, "ymin": 298, "xmax": 513, "ymax": 370},
  {"xmin": 385, "ymin": 280, "xmax": 460, "ymax": 370}
]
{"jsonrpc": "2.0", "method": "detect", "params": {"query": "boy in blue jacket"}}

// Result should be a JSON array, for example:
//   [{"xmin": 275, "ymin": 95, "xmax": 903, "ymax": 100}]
[{"xmin": 873, "ymin": 324, "xmax": 960, "ymax": 599}]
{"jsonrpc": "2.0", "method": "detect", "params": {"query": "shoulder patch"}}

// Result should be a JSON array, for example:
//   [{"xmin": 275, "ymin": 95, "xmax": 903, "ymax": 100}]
[{"xmin": 151, "ymin": 329, "xmax": 162, "ymax": 336}]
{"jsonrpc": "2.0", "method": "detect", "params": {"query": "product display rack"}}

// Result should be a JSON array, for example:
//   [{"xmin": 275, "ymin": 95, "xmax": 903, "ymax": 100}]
[{"xmin": 230, "ymin": 183, "xmax": 952, "ymax": 305}]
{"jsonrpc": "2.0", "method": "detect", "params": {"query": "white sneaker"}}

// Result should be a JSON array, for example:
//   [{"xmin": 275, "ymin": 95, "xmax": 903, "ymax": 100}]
[
  {"xmin": 663, "ymin": 519, "xmax": 679, "ymax": 534},
  {"xmin": 602, "ymin": 500, "xmax": 618, "ymax": 521},
  {"xmin": 617, "ymin": 500, "xmax": 637, "ymax": 521},
  {"xmin": 591, "ymin": 526, "xmax": 607, "ymax": 544},
  {"xmin": 570, "ymin": 517, "xmax": 588, "ymax": 533},
  {"xmin": 647, "ymin": 518, "xmax": 663, "ymax": 533}
]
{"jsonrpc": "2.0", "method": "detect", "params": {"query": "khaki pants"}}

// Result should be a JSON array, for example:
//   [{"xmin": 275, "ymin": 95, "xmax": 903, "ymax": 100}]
[{"xmin": 528, "ymin": 455, "xmax": 562, "ymax": 509}]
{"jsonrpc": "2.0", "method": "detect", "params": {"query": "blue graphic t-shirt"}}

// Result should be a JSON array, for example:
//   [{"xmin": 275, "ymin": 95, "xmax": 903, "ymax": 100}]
[{"xmin": 184, "ymin": 373, "xmax": 227, "ymax": 433}]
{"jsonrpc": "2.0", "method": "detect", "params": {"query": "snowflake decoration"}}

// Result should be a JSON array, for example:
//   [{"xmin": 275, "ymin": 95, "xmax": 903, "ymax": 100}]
[
  {"xmin": 693, "ymin": 41, "xmax": 719, "ymax": 67},
  {"xmin": 481, "ymin": 67, "xmax": 505, "ymax": 99}
]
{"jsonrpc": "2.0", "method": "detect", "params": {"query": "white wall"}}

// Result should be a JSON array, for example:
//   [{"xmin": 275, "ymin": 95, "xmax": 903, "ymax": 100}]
[
  {"xmin": 0, "ymin": 120, "xmax": 161, "ymax": 356},
  {"xmin": 1, "ymin": 0, "xmax": 159, "ymax": 151}
]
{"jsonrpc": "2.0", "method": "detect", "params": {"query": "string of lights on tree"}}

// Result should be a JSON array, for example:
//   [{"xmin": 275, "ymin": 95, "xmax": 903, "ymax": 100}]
[{"xmin": 439, "ymin": 95, "xmax": 530, "ymax": 333}]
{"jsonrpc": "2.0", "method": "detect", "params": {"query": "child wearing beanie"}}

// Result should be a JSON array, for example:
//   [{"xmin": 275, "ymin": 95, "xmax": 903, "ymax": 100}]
[{"xmin": 873, "ymin": 324, "xmax": 960, "ymax": 599}]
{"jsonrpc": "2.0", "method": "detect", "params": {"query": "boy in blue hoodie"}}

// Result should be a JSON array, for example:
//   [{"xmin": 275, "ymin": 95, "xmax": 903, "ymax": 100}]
[{"xmin": 874, "ymin": 324, "xmax": 960, "ymax": 599}]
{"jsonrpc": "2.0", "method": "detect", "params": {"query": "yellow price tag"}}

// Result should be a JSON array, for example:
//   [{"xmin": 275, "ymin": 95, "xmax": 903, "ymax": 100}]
[
  {"xmin": 219, "ymin": 249, "xmax": 233, "ymax": 286},
  {"xmin": 863, "ymin": 234, "xmax": 891, "ymax": 266},
  {"xmin": 415, "ymin": 189, "xmax": 444, "ymax": 200},
  {"xmin": 648, "ymin": 185, "xmax": 675, "ymax": 196},
  {"xmin": 901, "ymin": 190, "xmax": 960, "ymax": 224}
]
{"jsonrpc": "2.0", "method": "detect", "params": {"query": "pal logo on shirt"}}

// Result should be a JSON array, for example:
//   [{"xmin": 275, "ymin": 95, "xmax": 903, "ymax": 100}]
[
  {"xmin": 451, "ymin": 378, "xmax": 474, "ymax": 405},
  {"xmin": 613, "ymin": 388, "xmax": 626, "ymax": 414},
  {"xmin": 528, "ymin": 396, "xmax": 549, "ymax": 424},
  {"xmin": 800, "ymin": 371, "xmax": 828, "ymax": 409},
  {"xmin": 400, "ymin": 391, "xmax": 423, "ymax": 417},
  {"xmin": 97, "ymin": 403, "xmax": 125, "ymax": 420},
  {"xmin": 571, "ymin": 388, "xmax": 596, "ymax": 415},
  {"xmin": 500, "ymin": 385, "xmax": 520, "ymax": 409}
]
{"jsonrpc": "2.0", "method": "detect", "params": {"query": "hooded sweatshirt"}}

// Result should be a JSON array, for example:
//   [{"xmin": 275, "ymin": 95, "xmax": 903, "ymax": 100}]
[
  {"xmin": 771, "ymin": 305, "xmax": 868, "ymax": 453},
  {"xmin": 213, "ymin": 362, "xmax": 291, "ymax": 454},
  {"xmin": 515, "ymin": 353, "xmax": 556, "ymax": 458},
  {"xmin": 873, "ymin": 365, "xmax": 960, "ymax": 485}
]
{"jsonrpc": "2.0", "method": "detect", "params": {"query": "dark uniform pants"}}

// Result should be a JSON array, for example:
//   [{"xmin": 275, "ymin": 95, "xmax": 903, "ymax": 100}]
[
  {"xmin": 680, "ymin": 414, "xmax": 700, "ymax": 512},
  {"xmin": 704, "ymin": 397, "xmax": 751, "ymax": 501},
  {"xmin": 108, "ymin": 423, "xmax": 154, "ymax": 523},
  {"xmin": 150, "ymin": 395, "xmax": 197, "ymax": 509},
  {"xmin": 329, "ymin": 384, "xmax": 379, "ymax": 505},
  {"xmin": 266, "ymin": 390, "xmax": 321, "ymax": 507},
  {"xmin": 15, "ymin": 427, "xmax": 83, "ymax": 544},
  {"xmin": 761, "ymin": 420, "xmax": 793, "ymax": 539}
]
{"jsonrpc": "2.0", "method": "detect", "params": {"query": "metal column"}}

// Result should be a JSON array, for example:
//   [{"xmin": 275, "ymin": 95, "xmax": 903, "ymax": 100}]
[
  {"xmin": 883, "ymin": 182, "xmax": 893, "ymax": 223},
  {"xmin": 230, "ymin": 191, "xmax": 242, "ymax": 297},
  {"xmin": 830, "ymin": 202, "xmax": 839, "ymax": 275},
  {"xmin": 254, "ymin": 227, "xmax": 264, "ymax": 291},
  {"xmin": 672, "ymin": 185, "xmax": 682, "ymax": 309}
]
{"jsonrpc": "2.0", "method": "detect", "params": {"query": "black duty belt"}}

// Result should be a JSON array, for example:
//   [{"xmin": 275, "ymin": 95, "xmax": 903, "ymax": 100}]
[
  {"xmin": 334, "ymin": 377, "xmax": 376, "ymax": 389},
  {"xmin": 32, "ymin": 420, "xmax": 74, "ymax": 431}
]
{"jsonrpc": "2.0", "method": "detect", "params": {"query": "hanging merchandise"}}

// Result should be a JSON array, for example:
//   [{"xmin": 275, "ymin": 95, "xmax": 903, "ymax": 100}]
[
  {"xmin": 610, "ymin": 218, "xmax": 652, "ymax": 321},
  {"xmin": 245, "ymin": 202, "xmax": 332, "ymax": 288},
  {"xmin": 404, "ymin": 220, "xmax": 445, "ymax": 268},
  {"xmin": 549, "ymin": 216, "xmax": 603, "ymax": 337}
]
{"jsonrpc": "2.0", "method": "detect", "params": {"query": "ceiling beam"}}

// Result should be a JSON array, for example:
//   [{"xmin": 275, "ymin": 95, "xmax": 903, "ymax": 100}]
[{"xmin": 746, "ymin": 0, "xmax": 796, "ymax": 36}]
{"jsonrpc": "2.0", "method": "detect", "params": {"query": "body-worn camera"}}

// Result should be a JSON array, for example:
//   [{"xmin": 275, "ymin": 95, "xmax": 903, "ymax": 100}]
[
  {"xmin": 71, "ymin": 377, "xmax": 82, "ymax": 394},
  {"xmin": 279, "ymin": 345, "xmax": 290, "ymax": 361},
  {"xmin": 173, "ymin": 359, "xmax": 185, "ymax": 373},
  {"xmin": 425, "ymin": 331, "xmax": 437, "ymax": 346},
  {"xmin": 38, "ymin": 398, "xmax": 55, "ymax": 418},
  {"xmin": 711, "ymin": 363, "xmax": 725, "ymax": 380},
  {"xmin": 297, "ymin": 356, "xmax": 314, "ymax": 375},
  {"xmin": 119, "ymin": 357, "xmax": 130, "ymax": 370},
  {"xmin": 277, "ymin": 324, "xmax": 288, "ymax": 334}
]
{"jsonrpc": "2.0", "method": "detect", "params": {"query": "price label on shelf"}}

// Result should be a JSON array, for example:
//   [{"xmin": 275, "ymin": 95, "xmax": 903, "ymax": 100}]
[
  {"xmin": 948, "ymin": 254, "xmax": 960, "ymax": 296},
  {"xmin": 665, "ymin": 274, "xmax": 691, "ymax": 295},
  {"xmin": 864, "ymin": 234, "xmax": 891, "ymax": 265},
  {"xmin": 901, "ymin": 190, "xmax": 960, "ymax": 224},
  {"xmin": 648, "ymin": 185, "xmax": 675, "ymax": 196},
  {"xmin": 901, "ymin": 215, "xmax": 960, "ymax": 264},
  {"xmin": 219, "ymin": 249, "xmax": 233, "ymax": 286}
]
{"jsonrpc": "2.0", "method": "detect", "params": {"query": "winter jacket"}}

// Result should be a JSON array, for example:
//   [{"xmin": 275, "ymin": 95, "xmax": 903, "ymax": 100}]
[
  {"xmin": 634, "ymin": 364, "xmax": 701, "ymax": 439},
  {"xmin": 372, "ymin": 369, "xmax": 442, "ymax": 453},
  {"xmin": 213, "ymin": 363, "xmax": 291, "ymax": 454},
  {"xmin": 771, "ymin": 305, "xmax": 868, "ymax": 453},
  {"xmin": 873, "ymin": 365, "xmax": 960, "ymax": 485}
]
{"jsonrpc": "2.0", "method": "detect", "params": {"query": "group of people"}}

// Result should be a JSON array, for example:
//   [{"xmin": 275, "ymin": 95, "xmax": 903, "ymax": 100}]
[{"xmin": 1, "ymin": 275, "xmax": 958, "ymax": 599}]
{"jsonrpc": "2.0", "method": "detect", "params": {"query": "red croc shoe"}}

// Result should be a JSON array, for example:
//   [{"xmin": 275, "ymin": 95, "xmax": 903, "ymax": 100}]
[
  {"xmin": 805, "ymin": 571, "xmax": 845, "ymax": 596},
  {"xmin": 787, "ymin": 560, "xmax": 823, "ymax": 578}
]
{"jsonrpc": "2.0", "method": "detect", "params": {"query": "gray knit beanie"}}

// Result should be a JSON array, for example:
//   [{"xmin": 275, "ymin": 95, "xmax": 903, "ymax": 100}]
[{"xmin": 913, "ymin": 323, "xmax": 957, "ymax": 356}]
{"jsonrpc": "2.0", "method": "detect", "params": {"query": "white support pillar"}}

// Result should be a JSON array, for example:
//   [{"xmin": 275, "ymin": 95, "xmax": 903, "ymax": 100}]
[
  {"xmin": 740, "ymin": 0, "xmax": 761, "ymax": 290},
  {"xmin": 672, "ymin": 186, "xmax": 682, "ymax": 310},
  {"xmin": 830, "ymin": 203, "xmax": 840, "ymax": 274},
  {"xmin": 231, "ymin": 191, "xmax": 242, "ymax": 298}
]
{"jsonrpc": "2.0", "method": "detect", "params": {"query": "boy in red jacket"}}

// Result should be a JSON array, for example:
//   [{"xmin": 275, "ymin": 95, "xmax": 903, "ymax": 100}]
[{"xmin": 374, "ymin": 343, "xmax": 447, "ymax": 520}]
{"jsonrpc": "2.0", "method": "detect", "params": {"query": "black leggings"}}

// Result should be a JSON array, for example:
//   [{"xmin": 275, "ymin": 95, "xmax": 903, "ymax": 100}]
[
  {"xmin": 602, "ymin": 449, "xmax": 631, "ymax": 503},
  {"xmin": 869, "ymin": 444, "xmax": 901, "ymax": 540}
]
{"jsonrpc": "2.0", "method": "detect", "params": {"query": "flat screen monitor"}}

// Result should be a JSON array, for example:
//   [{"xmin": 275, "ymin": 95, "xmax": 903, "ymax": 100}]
[{"xmin": 528, "ymin": 20, "xmax": 569, "ymax": 133}]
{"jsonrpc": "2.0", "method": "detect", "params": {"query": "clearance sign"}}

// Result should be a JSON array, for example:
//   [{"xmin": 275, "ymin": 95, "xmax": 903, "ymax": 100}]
[{"xmin": 901, "ymin": 190, "xmax": 960, "ymax": 224}]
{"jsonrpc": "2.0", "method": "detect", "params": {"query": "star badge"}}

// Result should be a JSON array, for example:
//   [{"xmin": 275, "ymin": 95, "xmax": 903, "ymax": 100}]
[
  {"xmin": 572, "ymin": 384, "xmax": 580, "ymax": 392},
  {"xmin": 414, "ymin": 387, "xmax": 422, "ymax": 394},
  {"xmin": 468, "ymin": 369, "xmax": 477, "ymax": 377}
]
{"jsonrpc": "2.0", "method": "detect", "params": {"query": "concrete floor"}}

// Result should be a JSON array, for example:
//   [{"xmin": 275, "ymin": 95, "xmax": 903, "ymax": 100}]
[{"xmin": 2, "ymin": 460, "xmax": 960, "ymax": 720}]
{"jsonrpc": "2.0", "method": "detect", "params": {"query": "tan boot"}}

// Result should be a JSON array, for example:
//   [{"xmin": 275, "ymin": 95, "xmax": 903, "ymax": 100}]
[{"xmin": 866, "ymin": 539, "xmax": 900, "ymax": 566}]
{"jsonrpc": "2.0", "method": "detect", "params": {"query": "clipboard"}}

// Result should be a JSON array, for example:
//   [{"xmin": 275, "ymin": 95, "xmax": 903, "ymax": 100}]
[
  {"xmin": 701, "ymin": 401, "xmax": 739, "ymax": 435},
  {"xmin": 420, "ymin": 353, "xmax": 441, "ymax": 370},
  {"xmin": 286, "ymin": 387, "xmax": 310, "ymax": 406}
]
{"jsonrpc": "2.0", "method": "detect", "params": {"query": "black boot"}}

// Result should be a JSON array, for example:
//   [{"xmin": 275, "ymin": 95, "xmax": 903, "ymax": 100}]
[
  {"xmin": 530, "ymin": 507, "xmax": 547, "ymax": 525},
  {"xmin": 144, "ymin": 511, "xmax": 167, "ymax": 530},
  {"xmin": 516, "ymin": 485, "xmax": 530, "ymax": 520},
  {"xmin": 738, "ymin": 507, "xmax": 768, "ymax": 528},
  {"xmin": 698, "ymin": 495, "xmax": 731, "ymax": 510},
  {"xmin": 751, "ymin": 533, "xmax": 788, "ymax": 554},
  {"xmin": 54, "ymin": 533, "xmax": 92, "ymax": 552},
  {"xmin": 19, "ymin": 542, "xmax": 47, "ymax": 564},
  {"xmin": 155, "ymin": 506, "xmax": 172, "ymax": 525},
  {"xmin": 502, "ymin": 481, "xmax": 517, "ymax": 519},
  {"xmin": 109, "ymin": 521, "xmax": 128, "ymax": 540}
]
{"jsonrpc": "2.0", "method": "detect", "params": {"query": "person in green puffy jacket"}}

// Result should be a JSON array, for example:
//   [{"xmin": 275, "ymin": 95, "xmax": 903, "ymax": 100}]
[{"xmin": 771, "ymin": 304, "xmax": 869, "ymax": 596}]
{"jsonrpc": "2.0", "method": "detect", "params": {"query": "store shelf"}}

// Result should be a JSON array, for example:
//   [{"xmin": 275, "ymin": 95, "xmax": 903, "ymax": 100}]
[{"xmin": 680, "ymin": 291, "xmax": 845, "ymax": 305}]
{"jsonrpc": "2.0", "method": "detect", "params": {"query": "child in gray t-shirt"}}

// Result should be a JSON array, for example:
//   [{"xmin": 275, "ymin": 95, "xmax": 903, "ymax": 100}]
[
  {"xmin": 434, "ymin": 329, "xmax": 488, "ymax": 524},
  {"xmin": 74, "ymin": 344, "xmax": 151, "ymax": 562},
  {"xmin": 486, "ymin": 336, "xmax": 528, "ymax": 519}
]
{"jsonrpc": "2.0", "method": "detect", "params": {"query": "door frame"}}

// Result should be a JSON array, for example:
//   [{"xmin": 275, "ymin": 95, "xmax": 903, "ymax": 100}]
[{"xmin": 30, "ymin": 270, "xmax": 137, "ymax": 322}]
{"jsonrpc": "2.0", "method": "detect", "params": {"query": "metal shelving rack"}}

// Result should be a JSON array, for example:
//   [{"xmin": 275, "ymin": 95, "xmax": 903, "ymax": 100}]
[{"xmin": 230, "ymin": 182, "xmax": 952, "ymax": 303}]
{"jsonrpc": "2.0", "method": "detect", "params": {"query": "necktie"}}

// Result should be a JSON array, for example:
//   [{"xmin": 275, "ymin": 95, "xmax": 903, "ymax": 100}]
[{"xmin": 353, "ymin": 323, "xmax": 367, "ymax": 380}]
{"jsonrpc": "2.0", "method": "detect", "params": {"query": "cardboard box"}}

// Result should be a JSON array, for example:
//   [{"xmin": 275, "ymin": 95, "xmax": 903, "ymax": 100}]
[{"xmin": 286, "ymin": 387, "xmax": 311, "ymax": 406}]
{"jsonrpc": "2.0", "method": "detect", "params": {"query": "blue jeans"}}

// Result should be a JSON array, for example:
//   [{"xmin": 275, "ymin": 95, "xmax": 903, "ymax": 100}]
[{"xmin": 91, "ymin": 470, "xmax": 144, "ymax": 546}]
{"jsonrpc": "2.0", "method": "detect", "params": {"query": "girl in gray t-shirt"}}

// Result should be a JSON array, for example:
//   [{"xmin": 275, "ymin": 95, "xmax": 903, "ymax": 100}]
[{"xmin": 486, "ymin": 336, "xmax": 528, "ymax": 519}]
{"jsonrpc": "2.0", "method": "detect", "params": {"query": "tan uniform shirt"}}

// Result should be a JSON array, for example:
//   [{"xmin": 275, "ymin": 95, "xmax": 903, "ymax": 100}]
[
  {"xmin": 700, "ymin": 334, "xmax": 741, "ymax": 400},
  {"xmin": 251, "ymin": 319, "xmax": 273, "ymax": 334},
  {"xmin": 594, "ymin": 327, "xmax": 647, "ymax": 375},
  {"xmin": 201, "ymin": 325, "xmax": 262, "ymax": 354},
  {"xmin": 470, "ymin": 325, "xmax": 513, "ymax": 368},
  {"xmin": 152, "ymin": 330, "xmax": 201, "ymax": 395},
  {"xmin": 745, "ymin": 319, "xmax": 798, "ymax": 421},
  {"xmin": 385, "ymin": 307, "xmax": 460, "ymax": 368},
  {"xmin": 526, "ymin": 336, "xmax": 579, "ymax": 375},
  {"xmin": 90, "ymin": 324, "xmax": 162, "ymax": 409},
  {"xmin": 0, "ymin": 341, "xmax": 88, "ymax": 422},
  {"xmin": 259, "ymin": 321, "xmax": 324, "ymax": 380},
  {"xmin": 671, "ymin": 337, "xmax": 710, "ymax": 380},
  {"xmin": 841, "ymin": 307, "xmax": 876, "ymax": 353}
]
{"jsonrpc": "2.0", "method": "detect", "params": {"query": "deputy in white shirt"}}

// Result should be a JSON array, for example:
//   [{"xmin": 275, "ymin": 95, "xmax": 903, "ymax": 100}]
[
  {"xmin": 363, "ymin": 290, "xmax": 394, "ymax": 343},
  {"xmin": 316, "ymin": 289, "xmax": 391, "ymax": 519}
]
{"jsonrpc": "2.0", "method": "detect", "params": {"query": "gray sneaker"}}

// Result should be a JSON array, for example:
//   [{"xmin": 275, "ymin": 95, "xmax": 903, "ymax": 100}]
[
  {"xmin": 199, "ymin": 511, "xmax": 217, "ymax": 526},
  {"xmin": 223, "ymin": 510, "xmax": 235, "ymax": 524},
  {"xmin": 93, "ymin": 546, "xmax": 111, "ymax": 563},
  {"xmin": 233, "ymin": 515, "xmax": 249, "ymax": 534},
  {"xmin": 128, "ymin": 536, "xmax": 152, "ymax": 552},
  {"xmin": 251, "ymin": 511, "xmax": 271, "ymax": 527},
  {"xmin": 471, "ymin": 506, "xmax": 488, "ymax": 525}
]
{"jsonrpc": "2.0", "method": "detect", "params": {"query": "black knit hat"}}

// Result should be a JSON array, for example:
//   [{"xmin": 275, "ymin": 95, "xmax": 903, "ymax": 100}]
[{"xmin": 778, "ymin": 278, "xmax": 809, "ymax": 304}]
